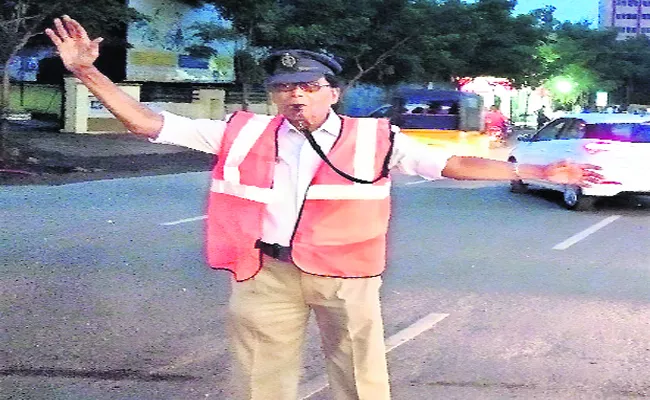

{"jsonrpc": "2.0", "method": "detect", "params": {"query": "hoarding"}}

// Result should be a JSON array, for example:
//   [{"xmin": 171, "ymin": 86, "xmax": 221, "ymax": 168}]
[{"xmin": 127, "ymin": 0, "xmax": 235, "ymax": 83}]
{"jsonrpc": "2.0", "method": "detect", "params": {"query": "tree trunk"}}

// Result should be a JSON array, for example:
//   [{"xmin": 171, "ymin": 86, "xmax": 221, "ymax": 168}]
[
  {"xmin": 0, "ymin": 62, "xmax": 11, "ymax": 165},
  {"xmin": 626, "ymin": 77, "xmax": 634, "ymax": 106},
  {"xmin": 241, "ymin": 82, "xmax": 250, "ymax": 111}
]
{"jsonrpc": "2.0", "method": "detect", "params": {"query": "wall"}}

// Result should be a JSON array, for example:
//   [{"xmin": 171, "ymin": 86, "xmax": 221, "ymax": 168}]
[
  {"xmin": 8, "ymin": 83, "xmax": 62, "ymax": 116},
  {"xmin": 61, "ymin": 78, "xmax": 275, "ymax": 133}
]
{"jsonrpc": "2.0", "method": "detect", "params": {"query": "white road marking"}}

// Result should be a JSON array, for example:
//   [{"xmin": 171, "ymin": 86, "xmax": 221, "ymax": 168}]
[
  {"xmin": 299, "ymin": 312, "xmax": 450, "ymax": 399},
  {"xmin": 405, "ymin": 179, "xmax": 430, "ymax": 186},
  {"xmin": 552, "ymin": 215, "xmax": 621, "ymax": 250},
  {"xmin": 160, "ymin": 215, "xmax": 207, "ymax": 226}
]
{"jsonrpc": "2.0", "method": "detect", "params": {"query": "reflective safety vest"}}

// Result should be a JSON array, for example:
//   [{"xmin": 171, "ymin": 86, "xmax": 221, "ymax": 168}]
[{"xmin": 206, "ymin": 111, "xmax": 393, "ymax": 281}]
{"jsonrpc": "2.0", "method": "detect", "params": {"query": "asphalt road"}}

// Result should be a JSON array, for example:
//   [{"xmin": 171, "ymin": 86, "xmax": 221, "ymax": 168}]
[{"xmin": 2, "ymin": 170, "xmax": 650, "ymax": 400}]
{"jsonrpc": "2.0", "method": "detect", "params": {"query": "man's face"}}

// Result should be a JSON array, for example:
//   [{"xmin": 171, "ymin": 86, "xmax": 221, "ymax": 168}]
[{"xmin": 269, "ymin": 77, "xmax": 340, "ymax": 132}]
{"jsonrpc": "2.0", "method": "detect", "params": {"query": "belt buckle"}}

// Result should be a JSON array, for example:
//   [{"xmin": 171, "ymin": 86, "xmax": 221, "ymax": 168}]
[{"xmin": 271, "ymin": 243, "xmax": 282, "ymax": 259}]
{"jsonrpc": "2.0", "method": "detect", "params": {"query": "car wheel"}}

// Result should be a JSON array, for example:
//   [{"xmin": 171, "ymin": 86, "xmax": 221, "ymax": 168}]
[
  {"xmin": 563, "ymin": 186, "xmax": 596, "ymax": 211},
  {"xmin": 510, "ymin": 178, "xmax": 528, "ymax": 193},
  {"xmin": 508, "ymin": 159, "xmax": 527, "ymax": 193}
]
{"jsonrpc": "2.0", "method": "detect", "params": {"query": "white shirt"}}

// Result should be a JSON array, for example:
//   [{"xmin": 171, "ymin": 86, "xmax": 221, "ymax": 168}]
[{"xmin": 155, "ymin": 110, "xmax": 452, "ymax": 246}]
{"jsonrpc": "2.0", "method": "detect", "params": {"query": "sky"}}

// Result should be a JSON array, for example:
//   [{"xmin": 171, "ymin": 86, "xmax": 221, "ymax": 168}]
[{"xmin": 513, "ymin": 0, "xmax": 599, "ymax": 24}]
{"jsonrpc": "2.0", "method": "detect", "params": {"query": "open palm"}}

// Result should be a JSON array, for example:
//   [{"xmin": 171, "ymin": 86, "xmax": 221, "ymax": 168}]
[
  {"xmin": 45, "ymin": 16, "xmax": 103, "ymax": 73},
  {"xmin": 545, "ymin": 160, "xmax": 603, "ymax": 187}
]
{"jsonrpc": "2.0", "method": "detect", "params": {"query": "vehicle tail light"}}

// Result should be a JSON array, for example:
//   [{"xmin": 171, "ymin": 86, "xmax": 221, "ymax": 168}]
[{"xmin": 584, "ymin": 141, "xmax": 611, "ymax": 155}]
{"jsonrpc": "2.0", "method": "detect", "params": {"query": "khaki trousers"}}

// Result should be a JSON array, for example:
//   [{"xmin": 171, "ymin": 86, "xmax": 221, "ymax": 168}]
[{"xmin": 228, "ymin": 255, "xmax": 390, "ymax": 400}]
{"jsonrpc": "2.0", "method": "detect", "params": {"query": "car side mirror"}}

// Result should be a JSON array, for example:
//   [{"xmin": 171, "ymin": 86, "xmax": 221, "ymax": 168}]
[{"xmin": 517, "ymin": 133, "xmax": 532, "ymax": 141}]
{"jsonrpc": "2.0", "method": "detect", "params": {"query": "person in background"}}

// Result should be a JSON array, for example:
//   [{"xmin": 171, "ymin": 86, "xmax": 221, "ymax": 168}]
[
  {"xmin": 536, "ymin": 106, "xmax": 551, "ymax": 129},
  {"xmin": 484, "ymin": 105, "xmax": 507, "ymax": 128},
  {"xmin": 484, "ymin": 105, "xmax": 509, "ymax": 143},
  {"xmin": 46, "ymin": 15, "xmax": 603, "ymax": 400}
]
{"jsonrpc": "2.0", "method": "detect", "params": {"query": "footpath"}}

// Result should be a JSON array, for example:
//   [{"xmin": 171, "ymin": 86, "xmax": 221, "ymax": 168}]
[{"xmin": 1, "ymin": 119, "xmax": 214, "ymax": 186}]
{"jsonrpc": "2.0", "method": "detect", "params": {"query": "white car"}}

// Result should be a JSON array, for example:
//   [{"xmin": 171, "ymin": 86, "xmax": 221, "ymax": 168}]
[{"xmin": 508, "ymin": 113, "xmax": 650, "ymax": 210}]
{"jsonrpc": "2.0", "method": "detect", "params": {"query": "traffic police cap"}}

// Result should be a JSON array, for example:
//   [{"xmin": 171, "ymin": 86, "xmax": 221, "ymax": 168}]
[{"xmin": 264, "ymin": 50, "xmax": 342, "ymax": 85}]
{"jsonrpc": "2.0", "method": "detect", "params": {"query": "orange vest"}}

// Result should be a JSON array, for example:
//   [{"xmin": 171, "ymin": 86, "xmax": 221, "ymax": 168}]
[{"xmin": 206, "ymin": 111, "xmax": 392, "ymax": 281}]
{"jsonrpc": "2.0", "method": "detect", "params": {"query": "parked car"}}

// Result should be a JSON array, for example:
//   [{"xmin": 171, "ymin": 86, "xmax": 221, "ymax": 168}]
[{"xmin": 508, "ymin": 113, "xmax": 650, "ymax": 210}]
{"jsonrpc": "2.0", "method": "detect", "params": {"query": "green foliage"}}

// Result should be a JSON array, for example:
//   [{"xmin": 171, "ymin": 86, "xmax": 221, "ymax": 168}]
[
  {"xmin": 232, "ymin": 50, "xmax": 265, "ymax": 85},
  {"xmin": 532, "ymin": 15, "xmax": 650, "ymax": 106},
  {"xmin": 545, "ymin": 65, "xmax": 598, "ymax": 107},
  {"xmin": 203, "ymin": 0, "xmax": 544, "ymax": 89}
]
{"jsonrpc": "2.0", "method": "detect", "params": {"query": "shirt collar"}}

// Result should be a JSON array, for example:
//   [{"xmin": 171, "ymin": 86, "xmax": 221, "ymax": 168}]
[{"xmin": 283, "ymin": 109, "xmax": 341, "ymax": 137}]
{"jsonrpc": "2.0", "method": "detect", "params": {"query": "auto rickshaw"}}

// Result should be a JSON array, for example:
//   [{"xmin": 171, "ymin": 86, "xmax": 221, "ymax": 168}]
[{"xmin": 375, "ymin": 89, "xmax": 490, "ymax": 157}]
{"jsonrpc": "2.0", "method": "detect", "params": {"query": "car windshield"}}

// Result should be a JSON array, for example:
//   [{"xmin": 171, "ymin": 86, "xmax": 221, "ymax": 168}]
[{"xmin": 584, "ymin": 123, "xmax": 650, "ymax": 143}]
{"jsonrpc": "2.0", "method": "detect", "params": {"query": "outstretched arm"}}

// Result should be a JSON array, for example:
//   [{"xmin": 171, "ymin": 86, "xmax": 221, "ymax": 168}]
[
  {"xmin": 45, "ymin": 15, "xmax": 163, "ymax": 138},
  {"xmin": 442, "ymin": 156, "xmax": 603, "ymax": 187}
]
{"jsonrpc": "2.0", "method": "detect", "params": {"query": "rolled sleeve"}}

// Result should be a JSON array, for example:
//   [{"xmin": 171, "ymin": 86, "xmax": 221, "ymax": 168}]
[
  {"xmin": 152, "ymin": 111, "xmax": 227, "ymax": 155},
  {"xmin": 390, "ymin": 129, "xmax": 453, "ymax": 180}
]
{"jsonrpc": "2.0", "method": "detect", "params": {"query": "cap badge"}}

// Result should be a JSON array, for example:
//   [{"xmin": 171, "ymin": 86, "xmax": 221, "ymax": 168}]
[{"xmin": 280, "ymin": 53, "xmax": 298, "ymax": 69}]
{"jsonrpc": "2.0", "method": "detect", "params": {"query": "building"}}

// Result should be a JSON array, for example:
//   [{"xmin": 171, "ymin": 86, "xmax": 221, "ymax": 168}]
[{"xmin": 599, "ymin": 0, "xmax": 650, "ymax": 39}]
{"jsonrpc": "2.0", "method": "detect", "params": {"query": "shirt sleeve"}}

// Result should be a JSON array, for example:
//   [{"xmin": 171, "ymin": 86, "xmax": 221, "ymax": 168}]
[
  {"xmin": 152, "ymin": 111, "xmax": 227, "ymax": 155},
  {"xmin": 389, "ymin": 126, "xmax": 453, "ymax": 180}
]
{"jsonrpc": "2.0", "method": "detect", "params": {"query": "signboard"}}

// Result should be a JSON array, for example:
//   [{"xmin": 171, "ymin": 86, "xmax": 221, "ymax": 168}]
[{"xmin": 126, "ymin": 0, "xmax": 235, "ymax": 83}]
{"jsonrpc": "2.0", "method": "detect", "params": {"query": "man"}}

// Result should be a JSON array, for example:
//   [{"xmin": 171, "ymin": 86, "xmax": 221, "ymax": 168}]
[
  {"xmin": 484, "ymin": 104, "xmax": 509, "ymax": 142},
  {"xmin": 484, "ymin": 105, "xmax": 507, "ymax": 131},
  {"xmin": 46, "ymin": 16, "xmax": 602, "ymax": 400},
  {"xmin": 537, "ymin": 106, "xmax": 550, "ymax": 129}
]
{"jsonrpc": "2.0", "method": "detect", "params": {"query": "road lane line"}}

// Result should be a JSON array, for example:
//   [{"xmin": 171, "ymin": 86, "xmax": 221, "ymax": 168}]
[
  {"xmin": 160, "ymin": 215, "xmax": 207, "ymax": 226},
  {"xmin": 405, "ymin": 179, "xmax": 430, "ymax": 186},
  {"xmin": 299, "ymin": 312, "xmax": 449, "ymax": 399},
  {"xmin": 552, "ymin": 215, "xmax": 621, "ymax": 250}
]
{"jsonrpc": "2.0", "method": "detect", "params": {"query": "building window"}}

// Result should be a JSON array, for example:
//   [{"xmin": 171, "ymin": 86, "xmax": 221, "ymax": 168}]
[{"xmin": 628, "ymin": 0, "xmax": 640, "ymax": 6}]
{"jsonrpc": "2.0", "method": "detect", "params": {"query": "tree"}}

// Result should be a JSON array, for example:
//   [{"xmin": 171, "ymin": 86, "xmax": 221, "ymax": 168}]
[
  {"xmin": 533, "ymin": 19, "xmax": 650, "ymax": 108},
  {"xmin": 596, "ymin": 35, "xmax": 650, "ymax": 105},
  {"xmin": 463, "ymin": 0, "xmax": 544, "ymax": 86},
  {"xmin": 259, "ymin": 0, "xmax": 439, "ymax": 89},
  {"xmin": 194, "ymin": 0, "xmax": 547, "ymax": 101},
  {"xmin": 199, "ymin": 0, "xmax": 287, "ymax": 108},
  {"xmin": 0, "ymin": 0, "xmax": 140, "ymax": 164}
]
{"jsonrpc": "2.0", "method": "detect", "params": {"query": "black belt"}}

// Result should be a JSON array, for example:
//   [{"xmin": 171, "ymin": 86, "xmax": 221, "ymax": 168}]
[{"xmin": 255, "ymin": 240, "xmax": 292, "ymax": 262}]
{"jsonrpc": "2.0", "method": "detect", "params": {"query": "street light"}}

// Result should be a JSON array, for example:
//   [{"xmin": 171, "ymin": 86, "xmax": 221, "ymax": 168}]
[{"xmin": 555, "ymin": 78, "xmax": 574, "ymax": 94}]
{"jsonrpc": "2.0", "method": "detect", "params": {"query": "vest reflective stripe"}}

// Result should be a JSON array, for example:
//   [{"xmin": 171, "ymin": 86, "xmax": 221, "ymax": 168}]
[
  {"xmin": 206, "ymin": 112, "xmax": 392, "ymax": 281},
  {"xmin": 223, "ymin": 114, "xmax": 275, "ymax": 184},
  {"xmin": 354, "ymin": 118, "xmax": 379, "ymax": 181},
  {"xmin": 306, "ymin": 182, "xmax": 391, "ymax": 200},
  {"xmin": 210, "ymin": 179, "xmax": 277, "ymax": 203}
]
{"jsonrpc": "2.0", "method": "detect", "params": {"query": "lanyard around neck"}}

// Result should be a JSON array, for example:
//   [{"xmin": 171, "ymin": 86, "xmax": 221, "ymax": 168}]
[{"xmin": 302, "ymin": 130, "xmax": 395, "ymax": 184}]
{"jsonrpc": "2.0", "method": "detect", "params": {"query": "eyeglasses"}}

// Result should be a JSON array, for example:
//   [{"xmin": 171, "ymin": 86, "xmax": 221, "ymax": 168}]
[{"xmin": 269, "ymin": 82, "xmax": 332, "ymax": 93}]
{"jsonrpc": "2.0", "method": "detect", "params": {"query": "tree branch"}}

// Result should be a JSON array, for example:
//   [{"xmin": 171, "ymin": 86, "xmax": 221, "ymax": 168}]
[{"xmin": 348, "ymin": 35, "xmax": 412, "ymax": 88}]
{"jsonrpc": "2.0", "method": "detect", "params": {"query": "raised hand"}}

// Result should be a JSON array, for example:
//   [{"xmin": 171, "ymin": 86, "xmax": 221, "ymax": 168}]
[
  {"xmin": 544, "ymin": 160, "xmax": 603, "ymax": 187},
  {"xmin": 45, "ymin": 15, "xmax": 104, "ymax": 74}
]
